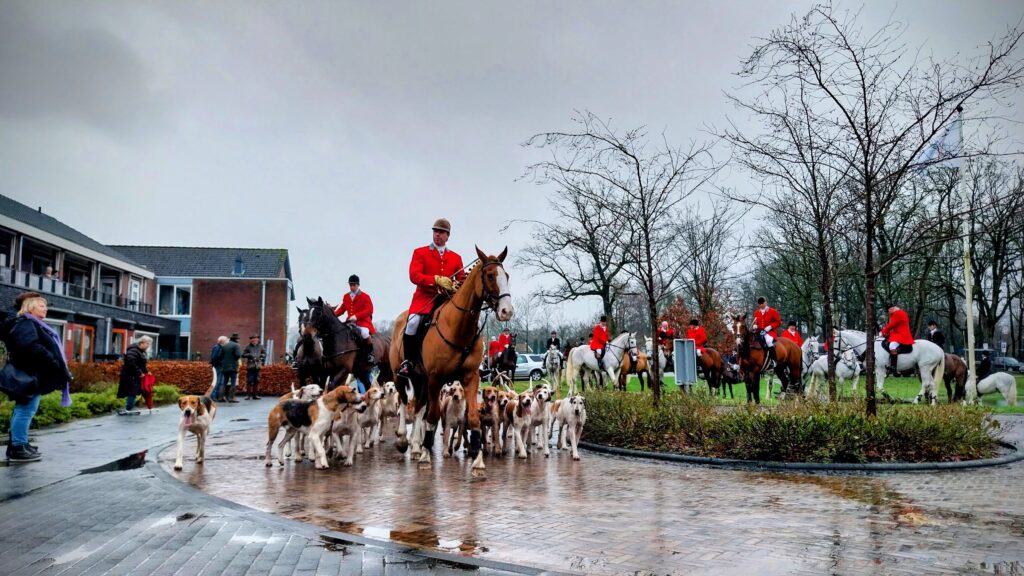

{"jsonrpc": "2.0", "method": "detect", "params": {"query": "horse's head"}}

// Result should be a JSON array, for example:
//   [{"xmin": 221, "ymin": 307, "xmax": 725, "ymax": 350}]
[
  {"xmin": 474, "ymin": 246, "xmax": 514, "ymax": 321},
  {"xmin": 627, "ymin": 332, "xmax": 638, "ymax": 355},
  {"xmin": 732, "ymin": 315, "xmax": 748, "ymax": 347}
]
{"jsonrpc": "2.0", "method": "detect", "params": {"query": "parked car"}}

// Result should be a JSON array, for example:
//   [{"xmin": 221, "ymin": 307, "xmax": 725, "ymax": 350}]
[
  {"xmin": 991, "ymin": 356, "xmax": 1023, "ymax": 374},
  {"xmin": 514, "ymin": 354, "xmax": 547, "ymax": 381}
]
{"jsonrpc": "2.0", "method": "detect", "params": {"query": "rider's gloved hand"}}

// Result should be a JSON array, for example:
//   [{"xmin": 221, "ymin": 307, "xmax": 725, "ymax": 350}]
[
  {"xmin": 435, "ymin": 275, "xmax": 455, "ymax": 292},
  {"xmin": 349, "ymin": 315, "xmax": 357, "ymax": 322}
]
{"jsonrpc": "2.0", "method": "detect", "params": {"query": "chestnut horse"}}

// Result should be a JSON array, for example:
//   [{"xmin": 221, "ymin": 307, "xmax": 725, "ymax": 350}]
[
  {"xmin": 659, "ymin": 338, "xmax": 725, "ymax": 396},
  {"xmin": 943, "ymin": 353, "xmax": 968, "ymax": 403},
  {"xmin": 388, "ymin": 247, "xmax": 513, "ymax": 472},
  {"xmin": 306, "ymin": 297, "xmax": 392, "ymax": 393},
  {"xmin": 732, "ymin": 315, "xmax": 802, "ymax": 403},
  {"xmin": 618, "ymin": 349, "xmax": 650, "ymax": 391}
]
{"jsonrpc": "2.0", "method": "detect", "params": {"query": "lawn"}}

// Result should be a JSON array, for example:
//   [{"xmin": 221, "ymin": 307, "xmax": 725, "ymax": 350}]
[{"xmin": 522, "ymin": 371, "xmax": 1024, "ymax": 413}]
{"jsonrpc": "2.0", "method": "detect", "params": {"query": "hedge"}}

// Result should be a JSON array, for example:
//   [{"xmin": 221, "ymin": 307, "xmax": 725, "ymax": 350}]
[{"xmin": 69, "ymin": 360, "xmax": 299, "ymax": 395}]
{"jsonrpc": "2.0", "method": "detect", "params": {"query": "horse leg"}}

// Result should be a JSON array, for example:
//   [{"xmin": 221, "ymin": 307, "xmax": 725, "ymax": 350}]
[
  {"xmin": 463, "ymin": 370, "xmax": 486, "ymax": 473},
  {"xmin": 420, "ymin": 390, "xmax": 442, "ymax": 466},
  {"xmin": 394, "ymin": 378, "xmax": 414, "ymax": 453}
]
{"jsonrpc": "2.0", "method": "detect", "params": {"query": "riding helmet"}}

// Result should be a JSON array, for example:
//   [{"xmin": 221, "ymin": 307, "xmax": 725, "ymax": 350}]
[
  {"xmin": 348, "ymin": 274, "xmax": 360, "ymax": 284},
  {"xmin": 432, "ymin": 218, "xmax": 451, "ymax": 232}
]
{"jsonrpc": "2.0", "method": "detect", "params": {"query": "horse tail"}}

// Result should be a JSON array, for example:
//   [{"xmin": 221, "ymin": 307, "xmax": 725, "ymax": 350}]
[
  {"xmin": 1005, "ymin": 373, "xmax": 1017, "ymax": 406},
  {"xmin": 565, "ymin": 349, "xmax": 577, "ymax": 393},
  {"xmin": 932, "ymin": 353, "xmax": 945, "ymax": 394}
]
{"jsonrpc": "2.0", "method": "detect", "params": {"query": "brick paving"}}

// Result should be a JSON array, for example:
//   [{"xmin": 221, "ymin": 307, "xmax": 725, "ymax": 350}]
[
  {"xmin": 0, "ymin": 399, "xmax": 541, "ymax": 576},
  {"xmin": 161, "ymin": 414, "xmax": 1024, "ymax": 576}
]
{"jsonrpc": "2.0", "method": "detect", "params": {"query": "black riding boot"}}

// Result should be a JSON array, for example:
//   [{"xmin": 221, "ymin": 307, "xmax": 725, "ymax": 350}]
[
  {"xmin": 596, "ymin": 349, "xmax": 605, "ymax": 371},
  {"xmin": 888, "ymin": 351, "xmax": 899, "ymax": 375},
  {"xmin": 361, "ymin": 337, "xmax": 377, "ymax": 367},
  {"xmin": 767, "ymin": 346, "xmax": 777, "ymax": 370},
  {"xmin": 397, "ymin": 333, "xmax": 420, "ymax": 378}
]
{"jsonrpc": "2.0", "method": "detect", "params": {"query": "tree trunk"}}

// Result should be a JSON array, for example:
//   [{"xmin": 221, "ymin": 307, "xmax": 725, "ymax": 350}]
[
  {"xmin": 864, "ymin": 179, "xmax": 878, "ymax": 418},
  {"xmin": 649, "ymin": 304, "xmax": 662, "ymax": 406}
]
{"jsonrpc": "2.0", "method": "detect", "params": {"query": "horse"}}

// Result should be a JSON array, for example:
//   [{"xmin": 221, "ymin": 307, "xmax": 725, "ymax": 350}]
[
  {"xmin": 294, "ymin": 314, "xmax": 326, "ymax": 387},
  {"xmin": 805, "ymin": 345, "xmax": 863, "ymax": 399},
  {"xmin": 563, "ymin": 332, "xmax": 637, "ymax": 395},
  {"xmin": 975, "ymin": 372, "xmax": 1017, "ymax": 406},
  {"xmin": 617, "ymin": 348, "xmax": 651, "ymax": 391},
  {"xmin": 832, "ymin": 329, "xmax": 945, "ymax": 405},
  {"xmin": 543, "ymin": 346, "xmax": 563, "ymax": 394},
  {"xmin": 732, "ymin": 315, "xmax": 803, "ymax": 403},
  {"xmin": 943, "ymin": 354, "xmax": 968, "ymax": 403},
  {"xmin": 491, "ymin": 333, "xmax": 517, "ymax": 391},
  {"xmin": 387, "ymin": 247, "xmax": 513, "ymax": 471},
  {"xmin": 306, "ymin": 297, "xmax": 392, "ymax": 394},
  {"xmin": 696, "ymin": 348, "xmax": 724, "ymax": 396}
]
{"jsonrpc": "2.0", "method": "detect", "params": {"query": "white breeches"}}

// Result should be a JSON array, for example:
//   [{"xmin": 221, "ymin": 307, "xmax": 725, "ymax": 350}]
[
  {"xmin": 356, "ymin": 326, "xmax": 370, "ymax": 339},
  {"xmin": 763, "ymin": 334, "xmax": 775, "ymax": 347},
  {"xmin": 405, "ymin": 313, "xmax": 425, "ymax": 336},
  {"xmin": 888, "ymin": 341, "xmax": 900, "ymax": 351}
]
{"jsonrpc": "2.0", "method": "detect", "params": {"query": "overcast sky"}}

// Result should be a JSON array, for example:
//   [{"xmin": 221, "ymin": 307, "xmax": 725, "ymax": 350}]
[{"xmin": 2, "ymin": 1, "xmax": 1022, "ymax": 327}]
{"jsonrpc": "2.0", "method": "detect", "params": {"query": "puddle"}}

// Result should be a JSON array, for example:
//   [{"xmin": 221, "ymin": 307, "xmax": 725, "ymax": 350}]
[
  {"xmin": 330, "ymin": 520, "xmax": 486, "ymax": 555},
  {"xmin": 51, "ymin": 545, "xmax": 101, "ymax": 565},
  {"xmin": 231, "ymin": 418, "xmax": 251, "ymax": 422},
  {"xmin": 229, "ymin": 534, "xmax": 284, "ymax": 546},
  {"xmin": 79, "ymin": 451, "xmax": 147, "ymax": 474}
]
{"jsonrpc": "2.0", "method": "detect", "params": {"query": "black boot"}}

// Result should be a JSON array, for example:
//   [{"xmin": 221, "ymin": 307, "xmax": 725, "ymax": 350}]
[
  {"xmin": 361, "ymin": 337, "xmax": 377, "ymax": 367},
  {"xmin": 397, "ymin": 333, "xmax": 420, "ymax": 378},
  {"xmin": 888, "ymin": 352, "xmax": 898, "ymax": 376},
  {"xmin": 7, "ymin": 444, "xmax": 41, "ymax": 462},
  {"xmin": 767, "ymin": 346, "xmax": 777, "ymax": 370}
]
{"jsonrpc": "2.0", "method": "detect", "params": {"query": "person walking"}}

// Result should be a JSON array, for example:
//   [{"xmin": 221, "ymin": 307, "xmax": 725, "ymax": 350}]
[
  {"xmin": 1, "ymin": 292, "xmax": 72, "ymax": 462},
  {"xmin": 242, "ymin": 334, "xmax": 266, "ymax": 399},
  {"xmin": 210, "ymin": 335, "xmax": 227, "ymax": 401},
  {"xmin": 117, "ymin": 336, "xmax": 152, "ymax": 414},
  {"xmin": 220, "ymin": 333, "xmax": 242, "ymax": 403}
]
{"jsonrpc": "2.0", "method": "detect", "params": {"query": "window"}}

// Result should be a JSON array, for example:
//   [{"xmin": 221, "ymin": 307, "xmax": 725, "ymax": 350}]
[
  {"xmin": 232, "ymin": 256, "xmax": 245, "ymax": 276},
  {"xmin": 517, "ymin": 356, "xmax": 527, "ymax": 365},
  {"xmin": 157, "ymin": 285, "xmax": 192, "ymax": 316}
]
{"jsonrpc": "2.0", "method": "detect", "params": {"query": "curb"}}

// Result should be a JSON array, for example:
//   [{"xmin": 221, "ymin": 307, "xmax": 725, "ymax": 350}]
[
  {"xmin": 147, "ymin": 439, "xmax": 579, "ymax": 576},
  {"xmin": 578, "ymin": 440, "xmax": 1024, "ymax": 472}
]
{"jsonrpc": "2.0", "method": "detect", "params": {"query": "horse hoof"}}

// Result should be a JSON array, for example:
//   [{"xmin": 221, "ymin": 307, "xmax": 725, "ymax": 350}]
[{"xmin": 396, "ymin": 441, "xmax": 409, "ymax": 454}]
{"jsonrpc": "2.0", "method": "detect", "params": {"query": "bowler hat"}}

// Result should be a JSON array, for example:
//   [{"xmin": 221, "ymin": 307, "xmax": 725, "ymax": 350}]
[
  {"xmin": 250, "ymin": 334, "xmax": 259, "ymax": 340},
  {"xmin": 348, "ymin": 274, "xmax": 360, "ymax": 284},
  {"xmin": 431, "ymin": 218, "xmax": 451, "ymax": 232}
]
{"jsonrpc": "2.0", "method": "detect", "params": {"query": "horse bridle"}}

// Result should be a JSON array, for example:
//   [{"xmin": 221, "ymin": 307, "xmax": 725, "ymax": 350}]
[
  {"xmin": 445, "ymin": 259, "xmax": 510, "ymax": 314},
  {"xmin": 309, "ymin": 304, "xmax": 360, "ymax": 358}
]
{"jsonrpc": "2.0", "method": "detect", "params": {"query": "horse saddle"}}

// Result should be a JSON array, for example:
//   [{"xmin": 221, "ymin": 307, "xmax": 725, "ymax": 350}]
[
  {"xmin": 882, "ymin": 339, "xmax": 913, "ymax": 355},
  {"xmin": 750, "ymin": 334, "xmax": 766, "ymax": 350}
]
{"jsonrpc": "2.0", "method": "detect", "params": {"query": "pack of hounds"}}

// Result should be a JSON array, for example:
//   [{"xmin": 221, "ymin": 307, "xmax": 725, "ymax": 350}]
[{"xmin": 171, "ymin": 367, "xmax": 588, "ymax": 471}]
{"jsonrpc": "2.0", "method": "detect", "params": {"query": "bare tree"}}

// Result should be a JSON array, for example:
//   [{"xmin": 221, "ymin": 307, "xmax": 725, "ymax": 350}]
[
  {"xmin": 526, "ymin": 111, "xmax": 719, "ymax": 405},
  {"xmin": 672, "ymin": 201, "xmax": 745, "ymax": 320},
  {"xmin": 740, "ymin": 4, "xmax": 1024, "ymax": 415}
]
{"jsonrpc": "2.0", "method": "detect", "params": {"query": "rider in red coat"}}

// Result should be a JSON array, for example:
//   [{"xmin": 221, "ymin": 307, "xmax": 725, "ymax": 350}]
[
  {"xmin": 589, "ymin": 315, "xmax": 610, "ymax": 369},
  {"xmin": 881, "ymin": 304, "xmax": 914, "ymax": 374},
  {"xmin": 657, "ymin": 320, "xmax": 676, "ymax": 351},
  {"xmin": 334, "ymin": 274, "xmax": 376, "ymax": 366},
  {"xmin": 397, "ymin": 218, "xmax": 466, "ymax": 378},
  {"xmin": 686, "ymin": 319, "xmax": 707, "ymax": 356},
  {"xmin": 753, "ymin": 296, "xmax": 782, "ymax": 367},
  {"xmin": 779, "ymin": 321, "xmax": 803, "ymax": 347}
]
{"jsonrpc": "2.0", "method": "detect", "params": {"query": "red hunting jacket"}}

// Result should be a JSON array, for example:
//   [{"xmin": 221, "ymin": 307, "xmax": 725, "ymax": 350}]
[
  {"xmin": 657, "ymin": 327, "xmax": 675, "ymax": 350},
  {"xmin": 882, "ymin": 308, "xmax": 914, "ymax": 345},
  {"xmin": 686, "ymin": 326, "xmax": 707, "ymax": 351},
  {"xmin": 408, "ymin": 245, "xmax": 465, "ymax": 315},
  {"xmin": 488, "ymin": 340, "xmax": 502, "ymax": 357},
  {"xmin": 497, "ymin": 332, "xmax": 512, "ymax": 350},
  {"xmin": 333, "ymin": 291, "xmax": 375, "ymax": 335},
  {"xmin": 589, "ymin": 323, "xmax": 609, "ymax": 351},
  {"xmin": 753, "ymin": 306, "xmax": 781, "ymax": 338},
  {"xmin": 779, "ymin": 328, "xmax": 803, "ymax": 347}
]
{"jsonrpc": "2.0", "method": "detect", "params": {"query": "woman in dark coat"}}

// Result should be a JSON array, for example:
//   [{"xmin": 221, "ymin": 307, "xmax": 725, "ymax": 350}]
[
  {"xmin": 1, "ymin": 292, "xmax": 72, "ymax": 462},
  {"xmin": 117, "ymin": 336, "xmax": 151, "ymax": 414}
]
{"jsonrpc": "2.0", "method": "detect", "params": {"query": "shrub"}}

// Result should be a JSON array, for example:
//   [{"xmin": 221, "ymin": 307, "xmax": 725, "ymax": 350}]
[{"xmin": 584, "ymin": 389, "xmax": 1002, "ymax": 463}]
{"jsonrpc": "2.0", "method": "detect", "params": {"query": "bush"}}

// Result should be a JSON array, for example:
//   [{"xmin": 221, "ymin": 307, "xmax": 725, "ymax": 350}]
[
  {"xmin": 66, "ymin": 360, "xmax": 298, "ymax": 396},
  {"xmin": 584, "ymin": 389, "xmax": 1002, "ymax": 463},
  {"xmin": 0, "ymin": 382, "xmax": 181, "ymax": 435}
]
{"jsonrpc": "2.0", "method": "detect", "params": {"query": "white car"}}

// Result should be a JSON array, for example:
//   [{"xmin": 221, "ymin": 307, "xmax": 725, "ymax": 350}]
[{"xmin": 514, "ymin": 354, "xmax": 547, "ymax": 381}]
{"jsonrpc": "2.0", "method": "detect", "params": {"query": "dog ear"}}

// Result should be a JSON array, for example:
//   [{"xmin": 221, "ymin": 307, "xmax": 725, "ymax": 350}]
[{"xmin": 178, "ymin": 397, "xmax": 187, "ymax": 410}]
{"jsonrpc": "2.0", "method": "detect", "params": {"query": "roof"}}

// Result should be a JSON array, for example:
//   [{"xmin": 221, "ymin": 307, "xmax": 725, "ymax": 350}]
[
  {"xmin": 108, "ymin": 246, "xmax": 293, "ymax": 283},
  {"xmin": 0, "ymin": 194, "xmax": 148, "ymax": 269}
]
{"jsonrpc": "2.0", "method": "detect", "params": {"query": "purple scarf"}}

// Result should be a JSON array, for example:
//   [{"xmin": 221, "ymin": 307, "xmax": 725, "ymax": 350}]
[{"xmin": 26, "ymin": 314, "xmax": 72, "ymax": 407}]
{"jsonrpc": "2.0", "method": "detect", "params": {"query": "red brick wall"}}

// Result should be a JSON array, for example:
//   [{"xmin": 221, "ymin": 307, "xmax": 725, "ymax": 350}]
[{"xmin": 190, "ymin": 279, "xmax": 290, "ymax": 363}]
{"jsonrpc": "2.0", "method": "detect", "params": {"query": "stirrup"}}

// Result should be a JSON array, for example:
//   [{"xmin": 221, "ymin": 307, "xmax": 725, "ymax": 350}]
[{"xmin": 397, "ymin": 359, "xmax": 413, "ymax": 377}]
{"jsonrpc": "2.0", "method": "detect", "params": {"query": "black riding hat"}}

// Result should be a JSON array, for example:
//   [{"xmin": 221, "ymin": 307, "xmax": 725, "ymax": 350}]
[{"xmin": 348, "ymin": 274, "xmax": 360, "ymax": 284}]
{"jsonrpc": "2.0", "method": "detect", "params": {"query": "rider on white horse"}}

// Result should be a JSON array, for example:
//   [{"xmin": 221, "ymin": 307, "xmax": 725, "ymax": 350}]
[
  {"xmin": 546, "ymin": 330, "xmax": 561, "ymax": 353},
  {"xmin": 590, "ymin": 315, "xmax": 610, "ymax": 370},
  {"xmin": 881, "ymin": 304, "xmax": 914, "ymax": 375}
]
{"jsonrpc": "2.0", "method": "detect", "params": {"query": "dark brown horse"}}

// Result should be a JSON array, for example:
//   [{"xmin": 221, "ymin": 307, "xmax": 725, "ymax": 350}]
[
  {"xmin": 732, "ymin": 315, "xmax": 802, "ymax": 403},
  {"xmin": 943, "ymin": 353, "xmax": 968, "ymax": 403},
  {"xmin": 306, "ymin": 297, "xmax": 392, "ymax": 393},
  {"xmin": 490, "ymin": 333, "xmax": 517, "ymax": 388},
  {"xmin": 293, "ymin": 306, "xmax": 326, "ymax": 387},
  {"xmin": 697, "ymin": 348, "xmax": 725, "ymax": 397},
  {"xmin": 388, "ymin": 247, "xmax": 514, "ymax": 473}
]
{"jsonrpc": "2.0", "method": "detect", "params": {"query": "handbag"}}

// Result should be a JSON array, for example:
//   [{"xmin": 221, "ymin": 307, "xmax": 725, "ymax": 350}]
[{"xmin": 0, "ymin": 362, "xmax": 38, "ymax": 402}]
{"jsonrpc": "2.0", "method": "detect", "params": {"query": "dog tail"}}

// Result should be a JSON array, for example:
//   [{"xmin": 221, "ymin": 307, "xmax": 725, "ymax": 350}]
[
  {"xmin": 206, "ymin": 366, "xmax": 217, "ymax": 397},
  {"xmin": 564, "ymin": 348, "xmax": 576, "ymax": 393}
]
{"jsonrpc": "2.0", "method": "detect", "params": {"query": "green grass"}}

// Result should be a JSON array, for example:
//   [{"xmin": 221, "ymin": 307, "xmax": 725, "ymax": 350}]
[
  {"xmin": 0, "ymin": 382, "xmax": 180, "ymax": 435},
  {"xmin": 535, "ymin": 371, "xmax": 1024, "ymax": 413}
]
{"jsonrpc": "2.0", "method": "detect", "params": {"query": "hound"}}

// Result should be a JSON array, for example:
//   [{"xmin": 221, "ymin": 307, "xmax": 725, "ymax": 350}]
[
  {"xmin": 265, "ymin": 385, "xmax": 365, "ymax": 469},
  {"xmin": 497, "ymin": 389, "xmax": 515, "ymax": 455},
  {"xmin": 529, "ymin": 383, "xmax": 553, "ymax": 456},
  {"xmin": 441, "ymin": 381, "xmax": 467, "ymax": 457},
  {"xmin": 356, "ymin": 385, "xmax": 385, "ymax": 452},
  {"xmin": 378, "ymin": 381, "xmax": 401, "ymax": 442},
  {"xmin": 551, "ymin": 394, "xmax": 586, "ymax": 460},
  {"xmin": 281, "ymin": 383, "xmax": 323, "ymax": 460},
  {"xmin": 477, "ymin": 386, "xmax": 503, "ymax": 455},
  {"xmin": 330, "ymin": 401, "xmax": 362, "ymax": 466},
  {"xmin": 508, "ymin": 390, "xmax": 535, "ymax": 459},
  {"xmin": 173, "ymin": 367, "xmax": 218, "ymax": 471}
]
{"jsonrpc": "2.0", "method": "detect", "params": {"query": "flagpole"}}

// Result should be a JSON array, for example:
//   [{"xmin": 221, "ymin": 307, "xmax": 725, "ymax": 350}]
[{"xmin": 958, "ymin": 106, "xmax": 978, "ymax": 402}]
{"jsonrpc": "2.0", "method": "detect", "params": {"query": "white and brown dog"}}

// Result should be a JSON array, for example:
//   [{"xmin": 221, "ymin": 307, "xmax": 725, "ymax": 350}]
[
  {"xmin": 265, "ymin": 385, "xmax": 365, "ymax": 469},
  {"xmin": 529, "ymin": 383, "xmax": 553, "ymax": 457},
  {"xmin": 174, "ymin": 367, "xmax": 218, "ymax": 471},
  {"xmin": 551, "ymin": 394, "xmax": 586, "ymax": 460},
  {"xmin": 377, "ymin": 381, "xmax": 401, "ymax": 442},
  {"xmin": 508, "ymin": 390, "xmax": 535, "ymax": 459},
  {"xmin": 281, "ymin": 383, "xmax": 323, "ymax": 460},
  {"xmin": 477, "ymin": 386, "xmax": 502, "ymax": 455},
  {"xmin": 440, "ymin": 381, "xmax": 467, "ymax": 457},
  {"xmin": 356, "ymin": 385, "xmax": 385, "ymax": 452}
]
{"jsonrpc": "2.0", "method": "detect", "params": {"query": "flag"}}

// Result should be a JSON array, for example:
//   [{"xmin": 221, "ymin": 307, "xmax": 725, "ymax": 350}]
[{"xmin": 916, "ymin": 117, "xmax": 962, "ymax": 169}]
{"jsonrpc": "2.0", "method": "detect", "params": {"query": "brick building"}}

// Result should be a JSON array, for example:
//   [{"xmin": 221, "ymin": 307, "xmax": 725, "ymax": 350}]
[{"xmin": 110, "ymin": 246, "xmax": 294, "ymax": 363}]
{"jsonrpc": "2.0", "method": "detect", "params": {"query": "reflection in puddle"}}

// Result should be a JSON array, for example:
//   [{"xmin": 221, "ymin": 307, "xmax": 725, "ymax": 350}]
[
  {"xmin": 230, "ymin": 534, "xmax": 284, "ymax": 546},
  {"xmin": 79, "ymin": 451, "xmax": 147, "ymax": 474},
  {"xmin": 330, "ymin": 520, "xmax": 485, "ymax": 555}
]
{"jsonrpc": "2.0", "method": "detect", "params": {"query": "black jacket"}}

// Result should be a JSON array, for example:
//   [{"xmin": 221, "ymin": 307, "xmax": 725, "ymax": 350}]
[
  {"xmin": 1, "ymin": 314, "xmax": 71, "ymax": 397},
  {"xmin": 545, "ymin": 337, "xmax": 561, "ymax": 352},
  {"xmin": 927, "ymin": 329, "xmax": 946, "ymax": 348},
  {"xmin": 117, "ymin": 343, "xmax": 148, "ymax": 398},
  {"xmin": 220, "ymin": 340, "xmax": 242, "ymax": 373}
]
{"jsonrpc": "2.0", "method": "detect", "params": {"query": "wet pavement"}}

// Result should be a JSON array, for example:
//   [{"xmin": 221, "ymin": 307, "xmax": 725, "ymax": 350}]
[{"xmin": 161, "ymin": 412, "xmax": 1024, "ymax": 576}]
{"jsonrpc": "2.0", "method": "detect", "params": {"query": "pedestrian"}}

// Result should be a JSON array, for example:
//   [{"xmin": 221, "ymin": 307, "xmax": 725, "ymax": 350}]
[
  {"xmin": 210, "ymin": 335, "xmax": 227, "ymax": 401},
  {"xmin": 1, "ymin": 292, "xmax": 72, "ymax": 462},
  {"xmin": 926, "ymin": 320, "xmax": 946, "ymax": 350},
  {"xmin": 220, "ymin": 333, "xmax": 242, "ymax": 403},
  {"xmin": 117, "ymin": 335, "xmax": 152, "ymax": 414},
  {"xmin": 242, "ymin": 334, "xmax": 266, "ymax": 400}
]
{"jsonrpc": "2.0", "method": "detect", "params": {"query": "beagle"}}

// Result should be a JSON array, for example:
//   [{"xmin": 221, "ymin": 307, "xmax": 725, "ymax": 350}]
[
  {"xmin": 173, "ymin": 367, "xmax": 218, "ymax": 471},
  {"xmin": 265, "ymin": 385, "xmax": 366, "ymax": 469}
]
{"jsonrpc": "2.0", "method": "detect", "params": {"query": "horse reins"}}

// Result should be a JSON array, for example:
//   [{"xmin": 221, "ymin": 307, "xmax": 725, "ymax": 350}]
[{"xmin": 429, "ymin": 259, "xmax": 510, "ymax": 363}]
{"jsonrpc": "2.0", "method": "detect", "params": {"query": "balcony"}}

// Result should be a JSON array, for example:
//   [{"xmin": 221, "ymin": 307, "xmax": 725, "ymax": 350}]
[{"xmin": 0, "ymin": 266, "xmax": 153, "ymax": 314}]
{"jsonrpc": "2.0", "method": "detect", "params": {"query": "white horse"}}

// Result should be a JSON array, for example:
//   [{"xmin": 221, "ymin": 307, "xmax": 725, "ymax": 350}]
[
  {"xmin": 975, "ymin": 372, "xmax": 1017, "ymax": 406},
  {"xmin": 564, "ymin": 332, "xmax": 637, "ymax": 396},
  {"xmin": 832, "ymin": 329, "xmax": 945, "ymax": 405},
  {"xmin": 805, "ymin": 347, "xmax": 862, "ymax": 399},
  {"xmin": 543, "ymin": 346, "xmax": 564, "ymax": 394},
  {"xmin": 767, "ymin": 336, "xmax": 818, "ymax": 398}
]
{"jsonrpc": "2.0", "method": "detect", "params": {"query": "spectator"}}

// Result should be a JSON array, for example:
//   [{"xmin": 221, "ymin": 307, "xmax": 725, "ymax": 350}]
[
  {"xmin": 926, "ymin": 320, "xmax": 946, "ymax": 350},
  {"xmin": 210, "ymin": 335, "xmax": 227, "ymax": 401},
  {"xmin": 1, "ymin": 292, "xmax": 72, "ymax": 462},
  {"xmin": 118, "ymin": 335, "xmax": 151, "ymax": 414},
  {"xmin": 242, "ymin": 334, "xmax": 266, "ymax": 400},
  {"xmin": 220, "ymin": 333, "xmax": 242, "ymax": 403}
]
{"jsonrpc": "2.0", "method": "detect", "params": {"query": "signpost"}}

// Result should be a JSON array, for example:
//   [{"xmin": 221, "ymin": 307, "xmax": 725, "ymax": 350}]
[{"xmin": 673, "ymin": 338, "xmax": 697, "ymax": 392}]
